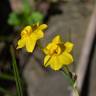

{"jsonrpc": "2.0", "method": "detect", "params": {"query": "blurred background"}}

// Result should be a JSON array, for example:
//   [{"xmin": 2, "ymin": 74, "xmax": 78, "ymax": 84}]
[{"xmin": 0, "ymin": 0, "xmax": 96, "ymax": 96}]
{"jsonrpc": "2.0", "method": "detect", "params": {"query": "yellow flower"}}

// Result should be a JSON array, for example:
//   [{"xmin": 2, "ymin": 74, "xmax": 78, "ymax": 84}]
[
  {"xmin": 17, "ymin": 24, "xmax": 47, "ymax": 52},
  {"xmin": 43, "ymin": 35, "xmax": 74, "ymax": 71}
]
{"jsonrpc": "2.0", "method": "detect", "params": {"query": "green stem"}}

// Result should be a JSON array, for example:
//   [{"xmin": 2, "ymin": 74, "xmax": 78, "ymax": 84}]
[
  {"xmin": 10, "ymin": 45, "xmax": 23, "ymax": 96},
  {"xmin": 37, "ymin": 41, "xmax": 43, "ymax": 49},
  {"xmin": 60, "ymin": 69, "xmax": 74, "ymax": 86},
  {"xmin": 73, "ymin": 87, "xmax": 79, "ymax": 96},
  {"xmin": 60, "ymin": 67, "xmax": 79, "ymax": 96},
  {"xmin": 65, "ymin": 66, "xmax": 79, "ymax": 96},
  {"xmin": 0, "ymin": 73, "xmax": 15, "ymax": 81}
]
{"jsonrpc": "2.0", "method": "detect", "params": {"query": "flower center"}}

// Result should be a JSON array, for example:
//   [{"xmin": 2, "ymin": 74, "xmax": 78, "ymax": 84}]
[
  {"xmin": 32, "ymin": 25, "xmax": 38, "ymax": 31},
  {"xmin": 49, "ymin": 43, "xmax": 65, "ymax": 55}
]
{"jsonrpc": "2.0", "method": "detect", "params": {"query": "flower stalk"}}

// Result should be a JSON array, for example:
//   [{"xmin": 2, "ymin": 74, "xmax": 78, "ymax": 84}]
[
  {"xmin": 61, "ymin": 66, "xmax": 79, "ymax": 96},
  {"xmin": 10, "ymin": 45, "xmax": 23, "ymax": 96}
]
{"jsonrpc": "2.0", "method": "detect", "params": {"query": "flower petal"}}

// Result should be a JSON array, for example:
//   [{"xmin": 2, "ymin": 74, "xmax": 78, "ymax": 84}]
[
  {"xmin": 21, "ymin": 26, "xmax": 32, "ymax": 36},
  {"xmin": 48, "ymin": 55, "xmax": 62, "ymax": 70},
  {"xmin": 26, "ymin": 37, "xmax": 37, "ymax": 52},
  {"xmin": 43, "ymin": 48, "xmax": 49, "ymax": 55},
  {"xmin": 44, "ymin": 43, "xmax": 58, "ymax": 55},
  {"xmin": 46, "ymin": 43, "xmax": 53, "ymax": 50},
  {"xmin": 52, "ymin": 35, "xmax": 61, "ymax": 44},
  {"xmin": 44, "ymin": 55, "xmax": 51, "ymax": 67},
  {"xmin": 64, "ymin": 42, "xmax": 74, "ymax": 52},
  {"xmin": 34, "ymin": 30, "xmax": 44, "ymax": 39},
  {"xmin": 38, "ymin": 24, "xmax": 48, "ymax": 30},
  {"xmin": 17, "ymin": 37, "xmax": 26, "ymax": 49},
  {"xmin": 59, "ymin": 52, "xmax": 73, "ymax": 65}
]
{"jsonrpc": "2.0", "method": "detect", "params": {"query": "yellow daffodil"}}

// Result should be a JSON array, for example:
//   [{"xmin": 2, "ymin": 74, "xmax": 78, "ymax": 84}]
[
  {"xmin": 17, "ymin": 24, "xmax": 47, "ymax": 52},
  {"xmin": 43, "ymin": 35, "xmax": 74, "ymax": 71}
]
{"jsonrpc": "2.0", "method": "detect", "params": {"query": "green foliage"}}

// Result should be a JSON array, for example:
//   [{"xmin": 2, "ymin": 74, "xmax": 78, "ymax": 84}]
[
  {"xmin": 27, "ymin": 11, "xmax": 44, "ymax": 25},
  {"xmin": 22, "ymin": 0, "xmax": 31, "ymax": 15},
  {"xmin": 10, "ymin": 46, "xmax": 23, "ymax": 96},
  {"xmin": 8, "ymin": 0, "xmax": 44, "ymax": 27},
  {"xmin": 8, "ymin": 12, "xmax": 20, "ymax": 26}
]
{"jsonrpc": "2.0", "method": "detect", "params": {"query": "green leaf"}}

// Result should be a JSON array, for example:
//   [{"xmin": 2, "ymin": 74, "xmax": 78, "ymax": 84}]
[
  {"xmin": 0, "ymin": 73, "xmax": 15, "ymax": 81},
  {"xmin": 22, "ymin": 0, "xmax": 31, "ymax": 15},
  {"xmin": 27, "ymin": 11, "xmax": 44, "ymax": 24},
  {"xmin": 8, "ymin": 12, "xmax": 20, "ymax": 26}
]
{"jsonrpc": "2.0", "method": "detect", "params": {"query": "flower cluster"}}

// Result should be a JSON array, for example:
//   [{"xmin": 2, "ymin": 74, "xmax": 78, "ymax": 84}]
[{"xmin": 17, "ymin": 24, "xmax": 74, "ymax": 71}]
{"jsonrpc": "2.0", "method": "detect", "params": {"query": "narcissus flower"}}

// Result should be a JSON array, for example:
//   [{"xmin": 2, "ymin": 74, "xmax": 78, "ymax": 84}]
[
  {"xmin": 17, "ymin": 24, "xmax": 47, "ymax": 52},
  {"xmin": 43, "ymin": 35, "xmax": 74, "ymax": 71}
]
